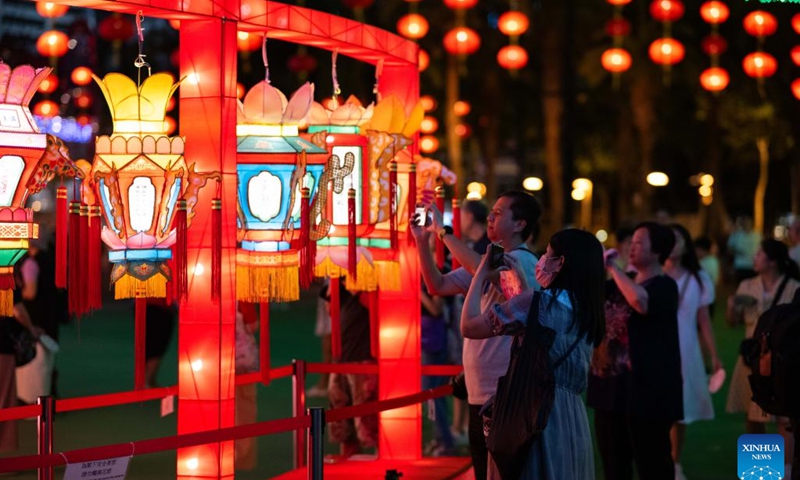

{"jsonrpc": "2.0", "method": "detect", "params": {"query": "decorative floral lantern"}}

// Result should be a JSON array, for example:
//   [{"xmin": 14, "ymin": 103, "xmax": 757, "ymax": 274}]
[
  {"xmin": 91, "ymin": 72, "xmax": 218, "ymax": 299},
  {"xmin": 235, "ymin": 81, "xmax": 328, "ymax": 302}
]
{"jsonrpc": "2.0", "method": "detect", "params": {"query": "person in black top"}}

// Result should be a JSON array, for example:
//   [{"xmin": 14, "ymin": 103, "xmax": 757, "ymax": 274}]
[{"xmin": 588, "ymin": 221, "xmax": 683, "ymax": 480}]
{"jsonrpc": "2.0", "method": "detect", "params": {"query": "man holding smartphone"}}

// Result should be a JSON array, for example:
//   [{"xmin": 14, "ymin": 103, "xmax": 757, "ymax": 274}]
[{"xmin": 411, "ymin": 191, "xmax": 541, "ymax": 480}]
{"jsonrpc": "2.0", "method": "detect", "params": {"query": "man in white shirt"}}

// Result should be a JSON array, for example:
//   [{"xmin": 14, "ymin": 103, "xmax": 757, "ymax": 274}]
[{"xmin": 728, "ymin": 215, "xmax": 761, "ymax": 284}]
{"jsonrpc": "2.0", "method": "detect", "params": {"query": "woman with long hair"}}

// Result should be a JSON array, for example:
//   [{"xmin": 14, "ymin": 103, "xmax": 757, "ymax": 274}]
[
  {"xmin": 665, "ymin": 223, "xmax": 723, "ymax": 480},
  {"xmin": 461, "ymin": 229, "xmax": 605, "ymax": 479}
]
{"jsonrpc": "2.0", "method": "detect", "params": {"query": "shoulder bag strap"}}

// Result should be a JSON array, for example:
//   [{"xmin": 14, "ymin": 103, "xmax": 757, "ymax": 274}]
[
  {"xmin": 770, "ymin": 275, "xmax": 791, "ymax": 310},
  {"xmin": 553, "ymin": 335, "xmax": 582, "ymax": 369},
  {"xmin": 513, "ymin": 291, "xmax": 541, "ymax": 352}
]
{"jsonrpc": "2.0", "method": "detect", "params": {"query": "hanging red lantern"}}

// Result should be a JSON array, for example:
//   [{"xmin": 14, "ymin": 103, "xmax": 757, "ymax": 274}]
[
  {"xmin": 650, "ymin": 0, "xmax": 684, "ymax": 23},
  {"xmin": 649, "ymin": 38, "xmax": 685, "ymax": 65},
  {"xmin": 453, "ymin": 100, "xmax": 471, "ymax": 116},
  {"xmin": 288, "ymin": 53, "xmax": 318, "ymax": 75},
  {"xmin": 792, "ymin": 46, "xmax": 800, "ymax": 66},
  {"xmin": 397, "ymin": 13, "xmax": 429, "ymax": 39},
  {"xmin": 792, "ymin": 78, "xmax": 800, "ymax": 100},
  {"xmin": 71, "ymin": 66, "xmax": 93, "ymax": 86},
  {"xmin": 443, "ymin": 0, "xmax": 478, "ymax": 9},
  {"xmin": 237, "ymin": 31, "xmax": 262, "ymax": 52},
  {"xmin": 420, "ymin": 95, "xmax": 437, "ymax": 112},
  {"xmin": 74, "ymin": 92, "xmax": 93, "ymax": 109},
  {"xmin": 236, "ymin": 83, "xmax": 246, "ymax": 100},
  {"xmin": 38, "ymin": 73, "xmax": 59, "ymax": 94},
  {"xmin": 743, "ymin": 11, "xmax": 778, "ymax": 38},
  {"xmin": 455, "ymin": 124, "xmax": 472, "ymax": 139},
  {"xmin": 498, "ymin": 11, "xmax": 530, "ymax": 36},
  {"xmin": 97, "ymin": 13, "xmax": 135, "ymax": 42},
  {"xmin": 443, "ymin": 27, "xmax": 481, "ymax": 55},
  {"xmin": 701, "ymin": 34, "xmax": 728, "ymax": 56},
  {"xmin": 420, "ymin": 116, "xmax": 439, "ymax": 134},
  {"xmin": 793, "ymin": 14, "xmax": 800, "ymax": 35},
  {"xmin": 36, "ymin": 2, "xmax": 68, "ymax": 18},
  {"xmin": 32, "ymin": 100, "xmax": 59, "ymax": 118},
  {"xmin": 605, "ymin": 18, "xmax": 631, "ymax": 37},
  {"xmin": 342, "ymin": 0, "xmax": 374, "ymax": 7},
  {"xmin": 607, "ymin": 0, "xmax": 632, "ymax": 4},
  {"xmin": 163, "ymin": 116, "xmax": 177, "ymax": 136},
  {"xmin": 418, "ymin": 49, "xmax": 430, "ymax": 72},
  {"xmin": 420, "ymin": 136, "xmax": 440, "ymax": 153},
  {"xmin": 743, "ymin": 52, "xmax": 777, "ymax": 78},
  {"xmin": 36, "ymin": 31, "xmax": 69, "ymax": 58},
  {"xmin": 76, "ymin": 114, "xmax": 92, "ymax": 126},
  {"xmin": 700, "ymin": 67, "xmax": 729, "ymax": 92},
  {"xmin": 699, "ymin": 1, "xmax": 729, "ymax": 24},
  {"xmin": 497, "ymin": 45, "xmax": 528, "ymax": 70},
  {"xmin": 601, "ymin": 48, "xmax": 632, "ymax": 73}
]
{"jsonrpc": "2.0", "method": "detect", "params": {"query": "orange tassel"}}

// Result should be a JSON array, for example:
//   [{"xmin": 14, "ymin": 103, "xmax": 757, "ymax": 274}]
[
  {"xmin": 211, "ymin": 196, "xmax": 222, "ymax": 303},
  {"xmin": 347, "ymin": 188, "xmax": 357, "ymax": 281},
  {"xmin": 389, "ymin": 162, "xmax": 398, "ymax": 251},
  {"xmin": 452, "ymin": 198, "xmax": 461, "ymax": 271},
  {"xmin": 173, "ymin": 200, "xmax": 188, "ymax": 302},
  {"xmin": 55, "ymin": 187, "xmax": 67, "ymax": 289}
]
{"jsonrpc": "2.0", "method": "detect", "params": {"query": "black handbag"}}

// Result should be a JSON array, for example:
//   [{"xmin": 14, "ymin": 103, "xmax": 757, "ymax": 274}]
[
  {"xmin": 741, "ymin": 276, "xmax": 789, "ymax": 369},
  {"xmin": 1, "ymin": 317, "xmax": 36, "ymax": 367},
  {"xmin": 484, "ymin": 291, "xmax": 582, "ymax": 480}
]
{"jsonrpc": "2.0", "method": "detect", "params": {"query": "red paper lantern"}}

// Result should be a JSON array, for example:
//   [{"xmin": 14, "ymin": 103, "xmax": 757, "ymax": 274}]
[
  {"xmin": 420, "ymin": 136, "xmax": 439, "ymax": 153},
  {"xmin": 793, "ymin": 14, "xmax": 800, "ymax": 35},
  {"xmin": 418, "ymin": 49, "xmax": 430, "ymax": 72},
  {"xmin": 288, "ymin": 53, "xmax": 318, "ymax": 74},
  {"xmin": 397, "ymin": 13, "xmax": 429, "ymax": 39},
  {"xmin": 649, "ymin": 38, "xmax": 685, "ymax": 65},
  {"xmin": 32, "ymin": 100, "xmax": 59, "ymax": 118},
  {"xmin": 36, "ymin": 2, "xmax": 68, "ymax": 18},
  {"xmin": 455, "ymin": 124, "xmax": 472, "ymax": 139},
  {"xmin": 36, "ymin": 31, "xmax": 69, "ymax": 58},
  {"xmin": 38, "ymin": 73, "xmax": 59, "ymax": 94},
  {"xmin": 98, "ymin": 13, "xmax": 135, "ymax": 42},
  {"xmin": 607, "ymin": 0, "xmax": 632, "ymax": 4},
  {"xmin": 605, "ymin": 18, "xmax": 631, "ymax": 37},
  {"xmin": 700, "ymin": 1, "xmax": 729, "ymax": 24},
  {"xmin": 237, "ymin": 31, "xmax": 262, "ymax": 52},
  {"xmin": 743, "ymin": 52, "xmax": 777, "ymax": 78},
  {"xmin": 76, "ymin": 114, "xmax": 92, "ymax": 126},
  {"xmin": 163, "ymin": 116, "xmax": 177, "ymax": 136},
  {"xmin": 792, "ymin": 78, "xmax": 800, "ymax": 100},
  {"xmin": 74, "ymin": 92, "xmax": 93, "ymax": 109},
  {"xmin": 792, "ymin": 46, "xmax": 800, "ymax": 67},
  {"xmin": 601, "ymin": 48, "xmax": 632, "ymax": 73},
  {"xmin": 71, "ymin": 67, "xmax": 93, "ymax": 86},
  {"xmin": 443, "ymin": 0, "xmax": 478, "ymax": 9},
  {"xmin": 497, "ymin": 45, "xmax": 529, "ymax": 70},
  {"xmin": 700, "ymin": 67, "xmax": 729, "ymax": 92},
  {"xmin": 420, "ymin": 95, "xmax": 437, "ymax": 112},
  {"xmin": 443, "ymin": 27, "xmax": 480, "ymax": 55},
  {"xmin": 420, "ymin": 116, "xmax": 439, "ymax": 134},
  {"xmin": 743, "ymin": 11, "xmax": 778, "ymax": 38},
  {"xmin": 453, "ymin": 100, "xmax": 471, "ymax": 116},
  {"xmin": 701, "ymin": 34, "xmax": 728, "ymax": 56},
  {"xmin": 498, "ymin": 11, "xmax": 530, "ymax": 36},
  {"xmin": 236, "ymin": 83, "xmax": 245, "ymax": 100},
  {"xmin": 343, "ymin": 0, "xmax": 374, "ymax": 7},
  {"xmin": 650, "ymin": 0, "xmax": 684, "ymax": 22}
]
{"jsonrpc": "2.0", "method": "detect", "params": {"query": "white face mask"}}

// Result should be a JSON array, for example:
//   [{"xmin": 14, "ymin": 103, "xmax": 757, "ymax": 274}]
[{"xmin": 535, "ymin": 253, "xmax": 563, "ymax": 288}]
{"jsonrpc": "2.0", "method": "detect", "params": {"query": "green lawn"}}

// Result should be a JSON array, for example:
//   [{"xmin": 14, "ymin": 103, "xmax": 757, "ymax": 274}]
[{"xmin": 7, "ymin": 290, "xmax": 752, "ymax": 479}]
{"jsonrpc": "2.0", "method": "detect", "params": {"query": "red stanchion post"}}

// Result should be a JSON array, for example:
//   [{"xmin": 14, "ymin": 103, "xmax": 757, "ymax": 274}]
[
  {"xmin": 37, "ymin": 396, "xmax": 54, "ymax": 480},
  {"xmin": 292, "ymin": 359, "xmax": 307, "ymax": 469}
]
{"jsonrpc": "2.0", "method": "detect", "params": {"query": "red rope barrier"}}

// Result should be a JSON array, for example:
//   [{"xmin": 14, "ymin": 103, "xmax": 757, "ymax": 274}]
[
  {"xmin": 0, "ymin": 404, "xmax": 39, "ymax": 422},
  {"xmin": 420, "ymin": 365, "xmax": 463, "ymax": 376},
  {"xmin": 305, "ymin": 362, "xmax": 379, "ymax": 375}
]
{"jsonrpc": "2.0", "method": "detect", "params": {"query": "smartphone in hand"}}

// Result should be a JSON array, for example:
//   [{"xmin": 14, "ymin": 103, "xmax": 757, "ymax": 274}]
[
  {"xmin": 489, "ymin": 243, "xmax": 505, "ymax": 269},
  {"xmin": 414, "ymin": 206, "xmax": 428, "ymax": 227}
]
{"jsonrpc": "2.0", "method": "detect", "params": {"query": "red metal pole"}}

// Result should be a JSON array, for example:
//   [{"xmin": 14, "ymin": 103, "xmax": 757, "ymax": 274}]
[
  {"xmin": 37, "ymin": 396, "xmax": 54, "ymax": 480},
  {"xmin": 292, "ymin": 359, "xmax": 307, "ymax": 469}
]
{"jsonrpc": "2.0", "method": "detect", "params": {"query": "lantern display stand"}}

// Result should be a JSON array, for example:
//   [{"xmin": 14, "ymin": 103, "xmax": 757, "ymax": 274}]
[{"xmin": 0, "ymin": 2, "xmax": 473, "ymax": 479}]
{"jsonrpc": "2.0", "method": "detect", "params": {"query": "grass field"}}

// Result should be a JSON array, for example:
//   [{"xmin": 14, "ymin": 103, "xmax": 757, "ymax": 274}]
[{"xmin": 5, "ymin": 286, "xmax": 762, "ymax": 479}]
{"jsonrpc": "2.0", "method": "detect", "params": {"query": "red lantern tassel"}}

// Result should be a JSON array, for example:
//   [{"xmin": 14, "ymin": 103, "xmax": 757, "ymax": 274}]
[
  {"xmin": 299, "ymin": 188, "xmax": 313, "ymax": 290},
  {"xmin": 407, "ymin": 163, "xmax": 416, "ymax": 246},
  {"xmin": 67, "ymin": 201, "xmax": 81, "ymax": 317},
  {"xmin": 134, "ymin": 297, "xmax": 146, "ymax": 390},
  {"xmin": 330, "ymin": 277, "xmax": 341, "ymax": 361},
  {"xmin": 211, "ymin": 196, "xmax": 222, "ymax": 304},
  {"xmin": 55, "ymin": 187, "xmax": 67, "ymax": 289},
  {"xmin": 389, "ymin": 162, "xmax": 398, "ymax": 251},
  {"xmin": 435, "ymin": 187, "xmax": 445, "ymax": 270},
  {"xmin": 347, "ymin": 188, "xmax": 357, "ymax": 281},
  {"xmin": 452, "ymin": 198, "xmax": 461, "ymax": 271},
  {"xmin": 78, "ymin": 204, "xmax": 89, "ymax": 316},
  {"xmin": 173, "ymin": 200, "xmax": 188, "ymax": 302},
  {"xmin": 0, "ymin": 271, "xmax": 15, "ymax": 317},
  {"xmin": 258, "ymin": 301, "xmax": 271, "ymax": 385},
  {"xmin": 87, "ymin": 205, "xmax": 102, "ymax": 312}
]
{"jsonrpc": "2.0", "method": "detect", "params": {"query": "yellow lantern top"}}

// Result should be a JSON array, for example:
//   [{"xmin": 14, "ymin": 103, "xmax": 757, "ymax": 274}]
[{"xmin": 93, "ymin": 72, "xmax": 181, "ymax": 137}]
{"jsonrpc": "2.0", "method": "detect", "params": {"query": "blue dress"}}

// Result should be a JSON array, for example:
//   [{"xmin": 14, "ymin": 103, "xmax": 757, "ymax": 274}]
[{"xmin": 485, "ymin": 289, "xmax": 595, "ymax": 480}]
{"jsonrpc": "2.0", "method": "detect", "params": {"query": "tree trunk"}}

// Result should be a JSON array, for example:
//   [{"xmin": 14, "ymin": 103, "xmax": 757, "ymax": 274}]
[
  {"xmin": 541, "ymin": 1, "xmax": 564, "ymax": 231},
  {"xmin": 629, "ymin": 73, "xmax": 656, "ymax": 218},
  {"xmin": 754, "ymin": 137, "xmax": 769, "ymax": 235},
  {"xmin": 705, "ymin": 94, "xmax": 730, "ymax": 242}
]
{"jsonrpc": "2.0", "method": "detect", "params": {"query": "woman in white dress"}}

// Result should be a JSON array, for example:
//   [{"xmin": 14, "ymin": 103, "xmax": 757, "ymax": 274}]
[{"xmin": 665, "ymin": 224, "xmax": 722, "ymax": 480}]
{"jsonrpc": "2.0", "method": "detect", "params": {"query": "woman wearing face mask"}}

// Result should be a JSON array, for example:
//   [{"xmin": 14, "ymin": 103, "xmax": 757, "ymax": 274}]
[{"xmin": 461, "ymin": 229, "xmax": 606, "ymax": 480}]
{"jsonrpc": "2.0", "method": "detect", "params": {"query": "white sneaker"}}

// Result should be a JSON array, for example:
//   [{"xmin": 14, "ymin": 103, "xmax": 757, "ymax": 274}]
[{"xmin": 674, "ymin": 463, "xmax": 687, "ymax": 480}]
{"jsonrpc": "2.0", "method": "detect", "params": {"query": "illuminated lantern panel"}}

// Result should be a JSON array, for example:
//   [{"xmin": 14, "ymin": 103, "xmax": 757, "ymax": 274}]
[
  {"xmin": 649, "ymin": 38, "xmax": 685, "ymax": 66},
  {"xmin": 601, "ymin": 48, "xmax": 632, "ymax": 73},
  {"xmin": 38, "ymin": 74, "xmax": 58, "ymax": 94},
  {"xmin": 397, "ymin": 13, "xmax": 429, "ymax": 40},
  {"xmin": 443, "ymin": 0, "xmax": 478, "ymax": 8},
  {"xmin": 36, "ymin": 2, "xmax": 68, "ymax": 18},
  {"xmin": 650, "ymin": 0, "xmax": 685, "ymax": 22},
  {"xmin": 497, "ymin": 45, "xmax": 529, "ymax": 70},
  {"xmin": 237, "ymin": 31, "xmax": 262, "ymax": 52},
  {"xmin": 743, "ymin": 52, "xmax": 778, "ymax": 79},
  {"xmin": 71, "ymin": 67, "xmax": 93, "ymax": 86},
  {"xmin": 420, "ymin": 95, "xmax": 437, "ymax": 112},
  {"xmin": 605, "ymin": 18, "xmax": 631, "ymax": 37},
  {"xmin": 701, "ymin": 34, "xmax": 728, "ymax": 56},
  {"xmin": 792, "ymin": 78, "xmax": 800, "ymax": 100},
  {"xmin": 418, "ymin": 49, "xmax": 430, "ymax": 72},
  {"xmin": 420, "ymin": 136, "xmax": 439, "ymax": 153},
  {"xmin": 36, "ymin": 30, "xmax": 69, "ymax": 58},
  {"xmin": 453, "ymin": 100, "xmax": 471, "ymax": 116},
  {"xmin": 443, "ymin": 27, "xmax": 481, "ymax": 55},
  {"xmin": 699, "ymin": 1, "xmax": 729, "ymax": 24},
  {"xmin": 700, "ymin": 67, "xmax": 729, "ymax": 92},
  {"xmin": 498, "ymin": 11, "xmax": 530, "ymax": 36},
  {"xmin": 743, "ymin": 11, "xmax": 778, "ymax": 37}
]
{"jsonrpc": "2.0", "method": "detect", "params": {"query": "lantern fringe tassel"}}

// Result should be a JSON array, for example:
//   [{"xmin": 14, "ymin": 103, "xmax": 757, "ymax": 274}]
[
  {"xmin": 55, "ymin": 187, "xmax": 67, "ymax": 289},
  {"xmin": 0, "ymin": 290, "xmax": 12, "ymax": 317},
  {"xmin": 67, "ymin": 201, "xmax": 81, "ymax": 316},
  {"xmin": 173, "ymin": 200, "xmax": 188, "ymax": 302},
  {"xmin": 236, "ymin": 264, "xmax": 300, "ymax": 303},
  {"xmin": 374, "ymin": 260, "xmax": 401, "ymax": 291},
  {"xmin": 314, "ymin": 257, "xmax": 378, "ymax": 292},
  {"xmin": 114, "ymin": 275, "xmax": 168, "ymax": 300}
]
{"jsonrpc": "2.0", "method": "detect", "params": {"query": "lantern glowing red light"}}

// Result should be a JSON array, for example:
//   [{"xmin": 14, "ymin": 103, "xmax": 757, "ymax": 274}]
[
  {"xmin": 75, "ymin": 93, "xmax": 92, "ymax": 109},
  {"xmin": 76, "ymin": 114, "xmax": 92, "ymax": 126},
  {"xmin": 743, "ymin": 52, "xmax": 777, "ymax": 78},
  {"xmin": 33, "ymin": 100, "xmax": 59, "ymax": 118},
  {"xmin": 98, "ymin": 13, "xmax": 135, "ymax": 42},
  {"xmin": 237, "ymin": 31, "xmax": 262, "ymax": 52},
  {"xmin": 792, "ymin": 46, "xmax": 800, "ymax": 67},
  {"xmin": 793, "ymin": 14, "xmax": 800, "ymax": 35},
  {"xmin": 607, "ymin": 0, "xmax": 632, "ymax": 4},
  {"xmin": 420, "ymin": 136, "xmax": 440, "ymax": 153},
  {"xmin": 743, "ymin": 11, "xmax": 778, "ymax": 37},
  {"xmin": 453, "ymin": 100, "xmax": 471, "ymax": 116},
  {"xmin": 36, "ymin": 30, "xmax": 69, "ymax": 58},
  {"xmin": 71, "ymin": 67, "xmax": 93, "ymax": 86},
  {"xmin": 38, "ymin": 74, "xmax": 59, "ymax": 94},
  {"xmin": 420, "ymin": 116, "xmax": 439, "ymax": 134},
  {"xmin": 443, "ymin": 27, "xmax": 481, "ymax": 55},
  {"xmin": 444, "ymin": 0, "xmax": 478, "ymax": 9},
  {"xmin": 418, "ymin": 49, "xmax": 430, "ymax": 72},
  {"xmin": 605, "ymin": 18, "xmax": 631, "ymax": 37},
  {"xmin": 650, "ymin": 0, "xmax": 685, "ymax": 22},
  {"xmin": 601, "ymin": 48, "xmax": 632, "ymax": 73},
  {"xmin": 700, "ymin": 67, "xmax": 729, "ymax": 92},
  {"xmin": 498, "ymin": 11, "xmax": 530, "ymax": 36},
  {"xmin": 163, "ymin": 116, "xmax": 177, "ymax": 136},
  {"xmin": 497, "ymin": 45, "xmax": 529, "ymax": 70},
  {"xmin": 700, "ymin": 1, "xmax": 729, "ymax": 24},
  {"xmin": 236, "ymin": 83, "xmax": 246, "ymax": 100},
  {"xmin": 701, "ymin": 34, "xmax": 728, "ymax": 56},
  {"xmin": 455, "ymin": 124, "xmax": 472, "ymax": 139},
  {"xmin": 169, "ymin": 20, "xmax": 180, "ymax": 30},
  {"xmin": 397, "ymin": 13, "xmax": 429, "ymax": 39},
  {"xmin": 420, "ymin": 95, "xmax": 437, "ymax": 112},
  {"xmin": 36, "ymin": 2, "xmax": 68, "ymax": 18},
  {"xmin": 792, "ymin": 78, "xmax": 800, "ymax": 100},
  {"xmin": 649, "ymin": 38, "xmax": 685, "ymax": 65}
]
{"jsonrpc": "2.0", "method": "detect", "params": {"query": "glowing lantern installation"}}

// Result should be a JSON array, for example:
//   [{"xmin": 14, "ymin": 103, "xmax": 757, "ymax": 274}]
[
  {"xmin": 699, "ymin": 1, "xmax": 729, "ymax": 93},
  {"xmin": 36, "ymin": 30, "xmax": 69, "ymax": 58},
  {"xmin": 743, "ymin": 52, "xmax": 777, "ymax": 79},
  {"xmin": 743, "ymin": 11, "xmax": 778, "ymax": 38},
  {"xmin": 443, "ymin": 27, "xmax": 481, "ymax": 56},
  {"xmin": 397, "ymin": 13, "xmax": 429, "ymax": 40},
  {"xmin": 650, "ymin": 0, "xmax": 685, "ymax": 83},
  {"xmin": 497, "ymin": 10, "xmax": 529, "ymax": 72},
  {"xmin": 36, "ymin": 2, "xmax": 69, "ymax": 18},
  {"xmin": 700, "ymin": 67, "xmax": 729, "ymax": 92},
  {"xmin": 603, "ymin": 0, "xmax": 632, "ymax": 87},
  {"xmin": 649, "ymin": 37, "xmax": 685, "ymax": 66},
  {"xmin": 742, "ymin": 11, "xmax": 778, "ymax": 83},
  {"xmin": 497, "ymin": 45, "xmax": 528, "ymax": 70},
  {"xmin": 235, "ymin": 81, "xmax": 328, "ymax": 302}
]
